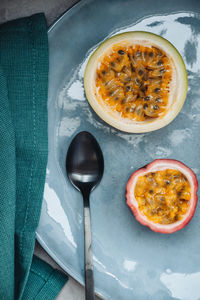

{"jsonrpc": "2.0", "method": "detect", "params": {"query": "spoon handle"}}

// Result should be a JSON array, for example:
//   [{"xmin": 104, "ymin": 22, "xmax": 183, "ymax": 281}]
[{"xmin": 84, "ymin": 205, "xmax": 95, "ymax": 300}]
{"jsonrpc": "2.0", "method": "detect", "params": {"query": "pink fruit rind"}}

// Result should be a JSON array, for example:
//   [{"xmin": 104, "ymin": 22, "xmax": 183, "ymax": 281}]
[{"xmin": 126, "ymin": 159, "xmax": 198, "ymax": 234}]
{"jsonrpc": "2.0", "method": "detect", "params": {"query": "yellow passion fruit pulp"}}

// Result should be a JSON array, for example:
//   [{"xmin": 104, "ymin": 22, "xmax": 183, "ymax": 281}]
[
  {"xmin": 84, "ymin": 32, "xmax": 188, "ymax": 133},
  {"xmin": 96, "ymin": 43, "xmax": 172, "ymax": 121}
]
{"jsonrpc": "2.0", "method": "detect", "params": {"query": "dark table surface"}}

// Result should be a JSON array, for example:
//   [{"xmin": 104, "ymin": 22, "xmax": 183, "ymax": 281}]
[{"xmin": 0, "ymin": 0, "xmax": 80, "ymax": 27}]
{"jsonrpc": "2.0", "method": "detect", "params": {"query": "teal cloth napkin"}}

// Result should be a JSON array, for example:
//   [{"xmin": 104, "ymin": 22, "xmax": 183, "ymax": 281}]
[{"xmin": 0, "ymin": 13, "xmax": 68, "ymax": 300}]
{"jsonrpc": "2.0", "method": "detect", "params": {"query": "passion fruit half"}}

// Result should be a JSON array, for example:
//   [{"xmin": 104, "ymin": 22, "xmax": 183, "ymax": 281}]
[
  {"xmin": 126, "ymin": 159, "xmax": 198, "ymax": 233},
  {"xmin": 84, "ymin": 32, "xmax": 188, "ymax": 133}
]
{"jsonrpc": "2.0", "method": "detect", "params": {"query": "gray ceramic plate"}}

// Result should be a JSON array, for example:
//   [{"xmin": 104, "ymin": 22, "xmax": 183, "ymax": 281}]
[{"xmin": 36, "ymin": 0, "xmax": 200, "ymax": 299}]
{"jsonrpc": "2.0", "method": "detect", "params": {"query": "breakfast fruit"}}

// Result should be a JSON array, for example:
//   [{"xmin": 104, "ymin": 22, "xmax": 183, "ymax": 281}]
[
  {"xmin": 84, "ymin": 32, "xmax": 187, "ymax": 133},
  {"xmin": 126, "ymin": 159, "xmax": 198, "ymax": 233}
]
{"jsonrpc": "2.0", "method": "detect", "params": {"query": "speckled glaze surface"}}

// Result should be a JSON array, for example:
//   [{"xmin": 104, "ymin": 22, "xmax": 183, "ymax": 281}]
[{"xmin": 36, "ymin": 0, "xmax": 200, "ymax": 299}]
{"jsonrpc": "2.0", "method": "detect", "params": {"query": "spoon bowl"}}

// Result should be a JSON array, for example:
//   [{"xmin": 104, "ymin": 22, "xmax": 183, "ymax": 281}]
[{"xmin": 66, "ymin": 131, "xmax": 104, "ymax": 199}]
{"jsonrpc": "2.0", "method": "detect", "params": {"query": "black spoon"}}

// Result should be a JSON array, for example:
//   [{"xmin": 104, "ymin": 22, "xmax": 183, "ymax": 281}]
[{"xmin": 66, "ymin": 131, "xmax": 104, "ymax": 300}]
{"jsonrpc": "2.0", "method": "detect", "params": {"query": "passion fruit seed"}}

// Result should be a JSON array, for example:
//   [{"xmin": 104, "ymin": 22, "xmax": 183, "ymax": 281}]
[
  {"xmin": 157, "ymin": 60, "xmax": 163, "ymax": 66},
  {"xmin": 155, "ymin": 97, "xmax": 162, "ymax": 103},
  {"xmin": 130, "ymin": 104, "xmax": 136, "ymax": 112},
  {"xmin": 160, "ymin": 68, "xmax": 166, "ymax": 74},
  {"xmin": 131, "ymin": 66, "xmax": 136, "ymax": 72},
  {"xmin": 153, "ymin": 105, "xmax": 159, "ymax": 110},
  {"xmin": 154, "ymin": 88, "xmax": 161, "ymax": 93},
  {"xmin": 96, "ymin": 44, "xmax": 172, "ymax": 122},
  {"xmin": 118, "ymin": 50, "xmax": 125, "ymax": 55},
  {"xmin": 135, "ymin": 78, "xmax": 140, "ymax": 85},
  {"xmin": 149, "ymin": 52, "xmax": 153, "ymax": 57},
  {"xmin": 165, "ymin": 179, "xmax": 170, "ymax": 185},
  {"xmin": 138, "ymin": 69, "xmax": 144, "ymax": 76},
  {"xmin": 134, "ymin": 169, "xmax": 191, "ymax": 224}
]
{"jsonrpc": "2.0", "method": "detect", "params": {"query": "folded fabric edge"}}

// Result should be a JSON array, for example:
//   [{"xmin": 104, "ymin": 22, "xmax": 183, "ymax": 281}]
[{"xmin": 23, "ymin": 255, "xmax": 68, "ymax": 300}]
